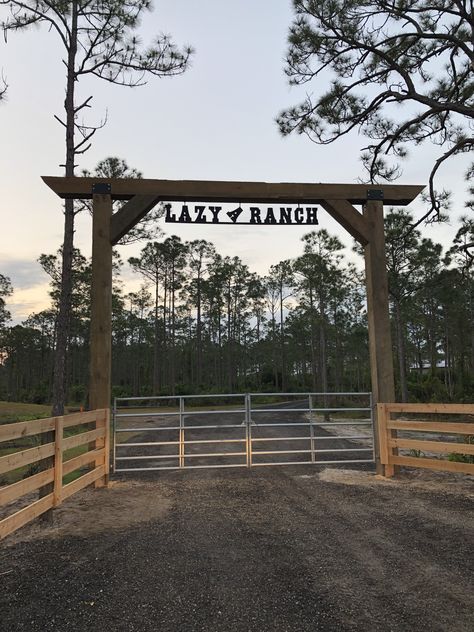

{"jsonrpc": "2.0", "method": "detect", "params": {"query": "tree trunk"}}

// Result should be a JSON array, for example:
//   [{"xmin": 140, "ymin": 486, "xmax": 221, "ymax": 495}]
[
  {"xmin": 394, "ymin": 298, "xmax": 408, "ymax": 402},
  {"xmin": 333, "ymin": 308, "xmax": 342, "ymax": 391},
  {"xmin": 309, "ymin": 288, "xmax": 317, "ymax": 391},
  {"xmin": 170, "ymin": 268, "xmax": 176, "ymax": 395},
  {"xmin": 444, "ymin": 319, "xmax": 453, "ymax": 399},
  {"xmin": 51, "ymin": 35, "xmax": 77, "ymax": 415},
  {"xmin": 153, "ymin": 274, "xmax": 160, "ymax": 394},
  {"xmin": 428, "ymin": 301, "xmax": 437, "ymax": 376},
  {"xmin": 271, "ymin": 308, "xmax": 278, "ymax": 388},
  {"xmin": 319, "ymin": 297, "xmax": 329, "ymax": 418},
  {"xmin": 279, "ymin": 282, "xmax": 285, "ymax": 391},
  {"xmin": 43, "ymin": 2, "xmax": 78, "ymax": 519},
  {"xmin": 319, "ymin": 313, "xmax": 328, "ymax": 393},
  {"xmin": 196, "ymin": 272, "xmax": 202, "ymax": 387},
  {"xmin": 162, "ymin": 276, "xmax": 168, "ymax": 390}
]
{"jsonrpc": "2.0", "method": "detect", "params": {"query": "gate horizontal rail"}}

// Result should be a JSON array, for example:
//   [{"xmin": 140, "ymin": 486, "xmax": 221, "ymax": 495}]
[{"xmin": 112, "ymin": 393, "xmax": 374, "ymax": 473}]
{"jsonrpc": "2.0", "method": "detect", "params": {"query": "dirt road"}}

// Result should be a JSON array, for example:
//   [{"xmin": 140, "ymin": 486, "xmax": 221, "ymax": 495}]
[{"xmin": 1, "ymin": 465, "xmax": 473, "ymax": 631}]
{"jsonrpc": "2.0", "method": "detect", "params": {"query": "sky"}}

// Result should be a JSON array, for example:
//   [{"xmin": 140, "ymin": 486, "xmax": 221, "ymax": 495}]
[{"xmin": 0, "ymin": 0, "xmax": 471, "ymax": 323}]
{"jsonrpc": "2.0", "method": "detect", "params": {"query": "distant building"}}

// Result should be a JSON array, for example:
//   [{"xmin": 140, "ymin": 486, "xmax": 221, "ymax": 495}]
[{"xmin": 409, "ymin": 360, "xmax": 447, "ymax": 373}]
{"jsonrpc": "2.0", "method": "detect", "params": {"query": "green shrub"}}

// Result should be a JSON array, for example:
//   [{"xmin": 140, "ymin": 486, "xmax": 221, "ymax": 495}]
[{"xmin": 68, "ymin": 384, "xmax": 87, "ymax": 404}]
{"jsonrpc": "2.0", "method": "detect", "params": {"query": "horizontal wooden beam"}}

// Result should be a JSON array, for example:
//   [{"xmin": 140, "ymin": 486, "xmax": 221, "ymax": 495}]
[
  {"xmin": 62, "ymin": 427, "xmax": 105, "ymax": 451},
  {"xmin": 0, "ymin": 442, "xmax": 55, "ymax": 475},
  {"xmin": 0, "ymin": 468, "xmax": 54, "ymax": 507},
  {"xmin": 389, "ymin": 438, "xmax": 474, "ymax": 455},
  {"xmin": 0, "ymin": 409, "xmax": 106, "ymax": 443},
  {"xmin": 0, "ymin": 494, "xmax": 54, "ymax": 540},
  {"xmin": 389, "ymin": 455, "xmax": 474, "ymax": 475},
  {"xmin": 63, "ymin": 448, "xmax": 105, "ymax": 476},
  {"xmin": 42, "ymin": 176, "xmax": 424, "ymax": 205},
  {"xmin": 62, "ymin": 409, "xmax": 107, "ymax": 428},
  {"xmin": 0, "ymin": 417, "xmax": 56, "ymax": 443},
  {"xmin": 384, "ymin": 403, "xmax": 474, "ymax": 414},
  {"xmin": 61, "ymin": 465, "xmax": 105, "ymax": 501},
  {"xmin": 387, "ymin": 421, "xmax": 474, "ymax": 434}
]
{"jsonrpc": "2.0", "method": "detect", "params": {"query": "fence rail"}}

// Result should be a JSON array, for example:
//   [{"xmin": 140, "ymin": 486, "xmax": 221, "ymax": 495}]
[
  {"xmin": 378, "ymin": 403, "xmax": 474, "ymax": 477},
  {"xmin": 0, "ymin": 409, "xmax": 109, "ymax": 540}
]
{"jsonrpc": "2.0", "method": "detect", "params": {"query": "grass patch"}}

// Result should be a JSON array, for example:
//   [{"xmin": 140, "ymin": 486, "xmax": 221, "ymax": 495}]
[
  {"xmin": 63, "ymin": 469, "xmax": 87, "ymax": 485},
  {"xmin": 0, "ymin": 401, "xmax": 81, "ymax": 424},
  {"xmin": 0, "ymin": 401, "xmax": 52, "ymax": 424}
]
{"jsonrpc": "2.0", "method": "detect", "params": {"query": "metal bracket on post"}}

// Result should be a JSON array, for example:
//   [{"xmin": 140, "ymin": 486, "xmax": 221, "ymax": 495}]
[
  {"xmin": 367, "ymin": 189, "xmax": 384, "ymax": 201},
  {"xmin": 92, "ymin": 183, "xmax": 111, "ymax": 195}
]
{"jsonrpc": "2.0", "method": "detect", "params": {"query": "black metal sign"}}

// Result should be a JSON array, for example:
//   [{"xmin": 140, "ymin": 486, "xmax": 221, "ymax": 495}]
[{"xmin": 164, "ymin": 204, "xmax": 318, "ymax": 225}]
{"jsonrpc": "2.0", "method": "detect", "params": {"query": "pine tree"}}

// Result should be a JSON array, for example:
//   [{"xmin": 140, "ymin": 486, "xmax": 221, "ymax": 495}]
[{"xmin": 1, "ymin": 0, "xmax": 192, "ymax": 414}]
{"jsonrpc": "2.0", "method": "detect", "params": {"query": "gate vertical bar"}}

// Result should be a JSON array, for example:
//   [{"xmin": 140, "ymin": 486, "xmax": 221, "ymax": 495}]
[
  {"xmin": 246, "ymin": 393, "xmax": 252, "ymax": 468},
  {"xmin": 369, "ymin": 392, "xmax": 375, "ymax": 463},
  {"xmin": 249, "ymin": 394, "xmax": 253, "ymax": 468},
  {"xmin": 112, "ymin": 397, "xmax": 117, "ymax": 473},
  {"xmin": 179, "ymin": 397, "xmax": 184, "ymax": 468},
  {"xmin": 309, "ymin": 394, "xmax": 315, "ymax": 463}
]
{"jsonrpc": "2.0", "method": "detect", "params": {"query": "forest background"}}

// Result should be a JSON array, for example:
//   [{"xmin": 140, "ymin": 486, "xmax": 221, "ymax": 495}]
[
  {"xmin": 1, "ymin": 204, "xmax": 473, "ymax": 405},
  {"xmin": 1, "ymin": 1, "xmax": 473, "ymax": 407}
]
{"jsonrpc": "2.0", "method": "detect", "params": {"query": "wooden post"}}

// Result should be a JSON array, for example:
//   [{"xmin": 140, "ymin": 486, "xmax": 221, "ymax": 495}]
[
  {"xmin": 53, "ymin": 416, "xmax": 63, "ymax": 507},
  {"xmin": 363, "ymin": 199, "xmax": 396, "ymax": 476},
  {"xmin": 376, "ymin": 403, "xmax": 394, "ymax": 477},
  {"xmin": 90, "ymin": 190, "xmax": 113, "ymax": 486},
  {"xmin": 89, "ymin": 189, "xmax": 113, "ymax": 412},
  {"xmin": 94, "ymin": 409, "xmax": 110, "ymax": 488}
]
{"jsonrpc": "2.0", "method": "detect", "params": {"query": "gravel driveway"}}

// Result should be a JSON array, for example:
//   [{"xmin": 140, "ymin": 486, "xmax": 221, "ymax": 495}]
[{"xmin": 1, "ymin": 463, "xmax": 473, "ymax": 632}]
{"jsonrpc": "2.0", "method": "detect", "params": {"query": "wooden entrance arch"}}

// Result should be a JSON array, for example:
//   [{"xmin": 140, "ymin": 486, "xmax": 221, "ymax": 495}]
[{"xmin": 43, "ymin": 176, "xmax": 424, "ymax": 473}]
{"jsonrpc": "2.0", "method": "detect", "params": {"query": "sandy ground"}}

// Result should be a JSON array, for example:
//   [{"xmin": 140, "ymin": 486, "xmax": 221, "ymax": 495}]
[{"xmin": 1, "ymin": 465, "xmax": 473, "ymax": 632}]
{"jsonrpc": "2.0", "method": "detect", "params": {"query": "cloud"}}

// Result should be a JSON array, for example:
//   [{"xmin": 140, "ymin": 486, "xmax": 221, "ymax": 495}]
[
  {"xmin": 7, "ymin": 287, "xmax": 51, "ymax": 324},
  {"xmin": 0, "ymin": 257, "xmax": 49, "ymax": 290},
  {"xmin": 9, "ymin": 302, "xmax": 45, "ymax": 323},
  {"xmin": 0, "ymin": 258, "xmax": 51, "ymax": 323}
]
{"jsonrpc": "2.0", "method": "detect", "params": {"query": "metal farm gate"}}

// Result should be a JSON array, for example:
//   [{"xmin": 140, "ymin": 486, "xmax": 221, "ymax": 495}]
[{"xmin": 112, "ymin": 393, "xmax": 375, "ymax": 473}]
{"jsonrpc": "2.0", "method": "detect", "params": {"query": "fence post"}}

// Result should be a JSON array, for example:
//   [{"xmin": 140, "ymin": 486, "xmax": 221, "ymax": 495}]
[
  {"xmin": 94, "ymin": 409, "xmax": 110, "ymax": 488},
  {"xmin": 103, "ymin": 409, "xmax": 110, "ymax": 485},
  {"xmin": 377, "ymin": 403, "xmax": 394, "ymax": 478},
  {"xmin": 53, "ymin": 416, "xmax": 63, "ymax": 507}
]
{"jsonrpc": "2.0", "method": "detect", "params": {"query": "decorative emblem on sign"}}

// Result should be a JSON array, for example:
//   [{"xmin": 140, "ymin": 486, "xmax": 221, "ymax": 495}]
[{"xmin": 164, "ymin": 204, "xmax": 318, "ymax": 225}]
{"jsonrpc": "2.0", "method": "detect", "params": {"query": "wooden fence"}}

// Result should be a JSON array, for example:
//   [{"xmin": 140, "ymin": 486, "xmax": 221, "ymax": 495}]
[
  {"xmin": 0, "ymin": 409, "xmax": 109, "ymax": 540},
  {"xmin": 378, "ymin": 403, "xmax": 474, "ymax": 477}
]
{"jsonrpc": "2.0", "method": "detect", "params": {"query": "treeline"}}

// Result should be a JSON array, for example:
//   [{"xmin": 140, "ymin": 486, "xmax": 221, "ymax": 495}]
[{"xmin": 1, "ymin": 210, "xmax": 473, "ymax": 404}]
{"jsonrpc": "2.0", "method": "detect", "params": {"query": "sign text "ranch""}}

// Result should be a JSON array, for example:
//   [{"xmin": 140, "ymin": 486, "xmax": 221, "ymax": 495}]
[{"xmin": 164, "ymin": 204, "xmax": 319, "ymax": 225}]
